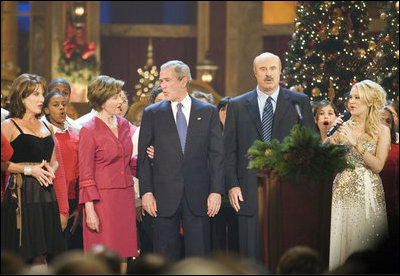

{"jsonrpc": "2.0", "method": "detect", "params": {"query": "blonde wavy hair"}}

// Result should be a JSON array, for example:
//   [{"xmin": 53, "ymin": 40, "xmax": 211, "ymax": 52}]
[{"xmin": 351, "ymin": 79, "xmax": 386, "ymax": 140}]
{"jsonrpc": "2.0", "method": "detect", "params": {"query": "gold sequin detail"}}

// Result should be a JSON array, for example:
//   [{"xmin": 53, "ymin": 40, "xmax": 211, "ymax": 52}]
[{"xmin": 329, "ymin": 140, "xmax": 388, "ymax": 270}]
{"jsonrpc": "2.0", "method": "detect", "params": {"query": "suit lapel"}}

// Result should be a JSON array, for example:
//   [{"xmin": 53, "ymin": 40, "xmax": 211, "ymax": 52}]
[
  {"xmin": 161, "ymin": 101, "xmax": 183, "ymax": 156},
  {"xmin": 273, "ymin": 88, "xmax": 291, "ymax": 130},
  {"xmin": 184, "ymin": 96, "xmax": 199, "ymax": 156},
  {"xmin": 245, "ymin": 90, "xmax": 262, "ymax": 137}
]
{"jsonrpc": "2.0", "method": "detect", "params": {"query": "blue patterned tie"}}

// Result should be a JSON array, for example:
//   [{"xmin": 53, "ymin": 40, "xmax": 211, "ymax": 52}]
[
  {"xmin": 261, "ymin": 97, "xmax": 273, "ymax": 142},
  {"xmin": 176, "ymin": 103, "xmax": 187, "ymax": 153}
]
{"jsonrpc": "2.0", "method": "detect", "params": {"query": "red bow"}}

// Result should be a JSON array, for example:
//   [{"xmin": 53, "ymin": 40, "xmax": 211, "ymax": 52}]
[
  {"xmin": 63, "ymin": 38, "xmax": 78, "ymax": 59},
  {"xmin": 63, "ymin": 37, "xmax": 95, "ymax": 60},
  {"xmin": 81, "ymin": 42, "xmax": 96, "ymax": 60}
]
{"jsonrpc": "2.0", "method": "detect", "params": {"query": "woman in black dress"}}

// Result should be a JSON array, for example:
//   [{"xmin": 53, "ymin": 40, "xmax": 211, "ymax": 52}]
[{"xmin": 1, "ymin": 73, "xmax": 65, "ymax": 264}]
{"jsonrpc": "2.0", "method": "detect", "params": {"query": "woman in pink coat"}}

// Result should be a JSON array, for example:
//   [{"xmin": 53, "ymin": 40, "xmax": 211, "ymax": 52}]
[{"xmin": 79, "ymin": 75, "xmax": 137, "ymax": 273}]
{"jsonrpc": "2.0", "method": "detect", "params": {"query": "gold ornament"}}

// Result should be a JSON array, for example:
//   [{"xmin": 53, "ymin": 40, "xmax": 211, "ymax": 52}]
[
  {"xmin": 295, "ymin": 22, "xmax": 301, "ymax": 29},
  {"xmin": 294, "ymin": 62, "xmax": 301, "ymax": 68},
  {"xmin": 319, "ymin": 29, "xmax": 327, "ymax": 40},
  {"xmin": 380, "ymin": 12, "xmax": 388, "ymax": 20},
  {"xmin": 385, "ymin": 34, "xmax": 391, "ymax": 42},
  {"xmin": 357, "ymin": 48, "xmax": 366, "ymax": 57},
  {"xmin": 265, "ymin": 149, "xmax": 272, "ymax": 158},
  {"xmin": 396, "ymin": 1, "xmax": 399, "ymax": 12},
  {"xmin": 312, "ymin": 87, "xmax": 321, "ymax": 97},
  {"xmin": 331, "ymin": 26, "xmax": 340, "ymax": 36},
  {"xmin": 376, "ymin": 51, "xmax": 383, "ymax": 58},
  {"xmin": 396, "ymin": 50, "xmax": 399, "ymax": 59},
  {"xmin": 289, "ymin": 84, "xmax": 304, "ymax": 93},
  {"xmin": 368, "ymin": 41, "xmax": 376, "ymax": 50},
  {"xmin": 332, "ymin": 7, "xmax": 343, "ymax": 19},
  {"xmin": 319, "ymin": 63, "xmax": 325, "ymax": 69}
]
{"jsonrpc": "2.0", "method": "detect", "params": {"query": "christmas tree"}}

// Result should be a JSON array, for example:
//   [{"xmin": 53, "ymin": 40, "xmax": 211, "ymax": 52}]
[
  {"xmin": 283, "ymin": 1, "xmax": 372, "ymax": 110},
  {"xmin": 134, "ymin": 38, "xmax": 160, "ymax": 103},
  {"xmin": 367, "ymin": 1, "xmax": 399, "ymax": 101}
]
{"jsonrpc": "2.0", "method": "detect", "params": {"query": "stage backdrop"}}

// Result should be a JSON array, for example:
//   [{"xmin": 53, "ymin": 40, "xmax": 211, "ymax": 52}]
[{"xmin": 100, "ymin": 36, "xmax": 197, "ymax": 101}]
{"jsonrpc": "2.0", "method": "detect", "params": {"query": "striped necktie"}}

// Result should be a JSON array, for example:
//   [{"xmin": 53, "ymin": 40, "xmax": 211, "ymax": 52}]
[{"xmin": 261, "ymin": 97, "xmax": 273, "ymax": 142}]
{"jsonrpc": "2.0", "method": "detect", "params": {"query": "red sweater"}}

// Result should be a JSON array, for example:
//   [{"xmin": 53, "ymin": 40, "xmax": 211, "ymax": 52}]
[
  {"xmin": 1, "ymin": 130, "xmax": 14, "ymax": 202},
  {"xmin": 55, "ymin": 129, "xmax": 80, "ymax": 200},
  {"xmin": 53, "ymin": 137, "xmax": 69, "ymax": 217}
]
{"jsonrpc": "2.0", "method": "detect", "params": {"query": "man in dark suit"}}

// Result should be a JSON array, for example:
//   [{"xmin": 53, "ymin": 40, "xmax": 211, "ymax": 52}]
[
  {"xmin": 137, "ymin": 60, "xmax": 224, "ymax": 260},
  {"xmin": 224, "ymin": 52, "xmax": 316, "ymax": 261}
]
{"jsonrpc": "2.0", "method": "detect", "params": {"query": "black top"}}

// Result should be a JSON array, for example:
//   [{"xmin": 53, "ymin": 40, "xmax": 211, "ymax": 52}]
[{"xmin": 9, "ymin": 120, "xmax": 54, "ymax": 163}]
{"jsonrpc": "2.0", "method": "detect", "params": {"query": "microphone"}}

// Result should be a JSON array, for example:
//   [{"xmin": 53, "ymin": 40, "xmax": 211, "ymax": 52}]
[
  {"xmin": 294, "ymin": 104, "xmax": 303, "ymax": 121},
  {"xmin": 293, "ymin": 102, "xmax": 303, "ymax": 124},
  {"xmin": 327, "ymin": 111, "xmax": 351, "ymax": 137}
]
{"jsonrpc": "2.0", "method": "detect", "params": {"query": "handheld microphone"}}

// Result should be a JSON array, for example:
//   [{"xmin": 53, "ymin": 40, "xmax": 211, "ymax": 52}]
[
  {"xmin": 293, "ymin": 103, "xmax": 303, "ymax": 122},
  {"xmin": 327, "ymin": 111, "xmax": 351, "ymax": 137}
]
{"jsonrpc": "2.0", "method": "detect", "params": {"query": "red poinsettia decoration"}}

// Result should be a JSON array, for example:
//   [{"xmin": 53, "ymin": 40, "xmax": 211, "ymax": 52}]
[{"xmin": 62, "ymin": 36, "xmax": 96, "ymax": 60}]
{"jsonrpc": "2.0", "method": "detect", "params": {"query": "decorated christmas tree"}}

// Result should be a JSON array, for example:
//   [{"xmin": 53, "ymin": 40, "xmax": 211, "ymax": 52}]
[
  {"xmin": 283, "ymin": 1, "xmax": 372, "ymax": 110},
  {"xmin": 134, "ymin": 38, "xmax": 160, "ymax": 102},
  {"xmin": 367, "ymin": 1, "xmax": 399, "ymax": 101}
]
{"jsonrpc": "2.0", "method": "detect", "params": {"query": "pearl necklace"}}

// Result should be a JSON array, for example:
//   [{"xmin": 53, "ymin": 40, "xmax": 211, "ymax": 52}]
[{"xmin": 97, "ymin": 115, "xmax": 117, "ymax": 129}]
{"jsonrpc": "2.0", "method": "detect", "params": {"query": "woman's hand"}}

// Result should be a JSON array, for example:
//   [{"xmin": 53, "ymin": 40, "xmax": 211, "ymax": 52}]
[
  {"xmin": 85, "ymin": 202, "xmax": 100, "ymax": 232},
  {"xmin": 338, "ymin": 123, "xmax": 358, "ymax": 147},
  {"xmin": 60, "ymin": 214, "xmax": 68, "ymax": 231},
  {"xmin": 31, "ymin": 160, "xmax": 55, "ymax": 187},
  {"xmin": 69, "ymin": 209, "xmax": 81, "ymax": 234},
  {"xmin": 136, "ymin": 206, "xmax": 145, "ymax": 222}
]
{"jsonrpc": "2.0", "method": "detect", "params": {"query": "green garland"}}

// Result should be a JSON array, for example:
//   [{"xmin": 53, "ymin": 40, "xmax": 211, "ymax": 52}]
[
  {"xmin": 247, "ymin": 125, "xmax": 353, "ymax": 185},
  {"xmin": 58, "ymin": 52, "xmax": 99, "ymax": 84}
]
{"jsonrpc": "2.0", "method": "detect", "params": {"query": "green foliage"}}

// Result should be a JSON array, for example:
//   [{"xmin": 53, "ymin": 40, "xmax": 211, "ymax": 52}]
[
  {"xmin": 247, "ymin": 125, "xmax": 353, "ymax": 185},
  {"xmin": 58, "ymin": 51, "xmax": 99, "ymax": 84}
]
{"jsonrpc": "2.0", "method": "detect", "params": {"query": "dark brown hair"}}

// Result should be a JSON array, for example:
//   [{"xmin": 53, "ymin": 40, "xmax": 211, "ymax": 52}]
[{"xmin": 9, "ymin": 73, "xmax": 47, "ymax": 119}]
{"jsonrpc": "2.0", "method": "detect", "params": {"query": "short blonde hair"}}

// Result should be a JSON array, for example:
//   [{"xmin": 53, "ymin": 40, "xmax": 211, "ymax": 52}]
[
  {"xmin": 352, "ymin": 79, "xmax": 386, "ymax": 139},
  {"xmin": 87, "ymin": 75, "xmax": 124, "ymax": 111}
]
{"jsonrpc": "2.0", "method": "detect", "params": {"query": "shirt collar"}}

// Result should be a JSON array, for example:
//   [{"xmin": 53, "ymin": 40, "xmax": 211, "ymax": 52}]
[
  {"xmin": 256, "ymin": 86, "xmax": 279, "ymax": 103},
  {"xmin": 41, "ymin": 116, "xmax": 68, "ymax": 133},
  {"xmin": 171, "ymin": 93, "xmax": 191, "ymax": 109}
]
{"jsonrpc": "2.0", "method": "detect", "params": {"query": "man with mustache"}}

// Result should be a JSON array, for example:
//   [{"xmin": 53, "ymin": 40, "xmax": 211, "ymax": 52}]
[{"xmin": 224, "ymin": 52, "xmax": 316, "ymax": 262}]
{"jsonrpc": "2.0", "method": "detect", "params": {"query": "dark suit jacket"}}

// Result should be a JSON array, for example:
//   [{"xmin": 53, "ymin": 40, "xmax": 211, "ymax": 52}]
[
  {"xmin": 137, "ymin": 96, "xmax": 224, "ymax": 217},
  {"xmin": 224, "ymin": 87, "xmax": 316, "ymax": 216}
]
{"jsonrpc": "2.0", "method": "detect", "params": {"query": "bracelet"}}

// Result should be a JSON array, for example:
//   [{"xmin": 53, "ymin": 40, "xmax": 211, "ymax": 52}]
[{"xmin": 24, "ymin": 166, "xmax": 32, "ymax": 176}]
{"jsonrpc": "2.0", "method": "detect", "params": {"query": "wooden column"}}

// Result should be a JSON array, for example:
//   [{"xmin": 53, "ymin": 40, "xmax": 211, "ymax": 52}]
[
  {"xmin": 196, "ymin": 0, "xmax": 210, "ymax": 71},
  {"xmin": 1, "ymin": 1, "xmax": 19, "ymax": 80},
  {"xmin": 30, "ymin": 1, "xmax": 51, "ymax": 80},
  {"xmin": 50, "ymin": 2, "xmax": 66, "ymax": 80},
  {"xmin": 225, "ymin": 2, "xmax": 263, "ymax": 96}
]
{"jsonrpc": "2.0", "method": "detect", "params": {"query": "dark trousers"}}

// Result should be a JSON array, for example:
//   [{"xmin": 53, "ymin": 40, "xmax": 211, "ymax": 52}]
[
  {"xmin": 64, "ymin": 199, "xmax": 83, "ymax": 250},
  {"xmin": 137, "ymin": 213, "xmax": 154, "ymax": 255},
  {"xmin": 211, "ymin": 205, "xmax": 239, "ymax": 254},
  {"xmin": 153, "ymin": 196, "xmax": 210, "ymax": 260},
  {"xmin": 238, "ymin": 211, "xmax": 260, "ymax": 261}
]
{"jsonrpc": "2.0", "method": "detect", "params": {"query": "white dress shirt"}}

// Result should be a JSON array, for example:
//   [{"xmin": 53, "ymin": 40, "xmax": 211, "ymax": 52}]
[
  {"xmin": 256, "ymin": 86, "xmax": 279, "ymax": 121},
  {"xmin": 171, "ymin": 93, "xmax": 191, "ymax": 126},
  {"xmin": 75, "ymin": 109, "xmax": 98, "ymax": 127}
]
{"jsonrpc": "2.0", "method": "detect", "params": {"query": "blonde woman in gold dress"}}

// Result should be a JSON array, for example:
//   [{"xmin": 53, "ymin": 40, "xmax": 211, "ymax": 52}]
[{"xmin": 326, "ymin": 80, "xmax": 391, "ymax": 270}]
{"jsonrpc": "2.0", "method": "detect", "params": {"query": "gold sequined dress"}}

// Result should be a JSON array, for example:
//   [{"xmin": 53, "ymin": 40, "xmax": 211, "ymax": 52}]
[{"xmin": 329, "ymin": 140, "xmax": 388, "ymax": 270}]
